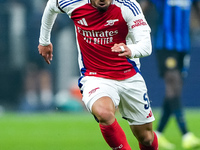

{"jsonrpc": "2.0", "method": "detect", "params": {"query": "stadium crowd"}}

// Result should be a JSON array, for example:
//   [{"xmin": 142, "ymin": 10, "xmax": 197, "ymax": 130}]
[{"xmin": 0, "ymin": 0, "xmax": 200, "ymax": 113}]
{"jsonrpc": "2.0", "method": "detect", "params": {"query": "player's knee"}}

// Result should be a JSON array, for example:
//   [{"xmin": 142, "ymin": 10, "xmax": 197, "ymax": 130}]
[
  {"xmin": 138, "ymin": 133, "xmax": 154, "ymax": 146},
  {"xmin": 95, "ymin": 109, "xmax": 114, "ymax": 122},
  {"xmin": 140, "ymin": 138, "xmax": 153, "ymax": 146},
  {"xmin": 92, "ymin": 106, "xmax": 115, "ymax": 125},
  {"xmin": 92, "ymin": 97, "xmax": 115, "ymax": 124}
]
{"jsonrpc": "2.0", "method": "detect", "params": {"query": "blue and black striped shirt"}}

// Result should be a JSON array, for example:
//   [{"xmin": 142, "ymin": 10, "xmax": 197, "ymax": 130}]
[{"xmin": 151, "ymin": 0, "xmax": 199, "ymax": 52}]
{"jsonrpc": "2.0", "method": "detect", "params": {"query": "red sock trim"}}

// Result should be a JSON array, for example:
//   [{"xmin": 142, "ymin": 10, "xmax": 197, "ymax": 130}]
[{"xmin": 99, "ymin": 119, "xmax": 131, "ymax": 150}]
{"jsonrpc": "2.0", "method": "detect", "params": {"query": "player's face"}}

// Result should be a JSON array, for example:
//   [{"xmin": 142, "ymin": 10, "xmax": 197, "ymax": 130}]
[{"xmin": 91, "ymin": 0, "xmax": 112, "ymax": 12}]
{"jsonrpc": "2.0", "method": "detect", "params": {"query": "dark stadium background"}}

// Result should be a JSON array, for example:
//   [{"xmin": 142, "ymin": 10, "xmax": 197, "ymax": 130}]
[{"xmin": 0, "ymin": 0, "xmax": 199, "ymax": 111}]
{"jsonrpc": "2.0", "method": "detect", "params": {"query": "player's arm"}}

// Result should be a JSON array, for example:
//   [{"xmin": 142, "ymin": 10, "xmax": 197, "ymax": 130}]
[
  {"xmin": 111, "ymin": 30, "xmax": 152, "ymax": 59},
  {"xmin": 38, "ymin": 0, "xmax": 62, "ymax": 64},
  {"xmin": 112, "ymin": 1, "xmax": 152, "ymax": 59}
]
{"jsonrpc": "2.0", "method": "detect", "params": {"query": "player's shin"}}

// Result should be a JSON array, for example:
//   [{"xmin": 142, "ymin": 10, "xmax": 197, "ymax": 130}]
[{"xmin": 99, "ymin": 119, "xmax": 132, "ymax": 150}]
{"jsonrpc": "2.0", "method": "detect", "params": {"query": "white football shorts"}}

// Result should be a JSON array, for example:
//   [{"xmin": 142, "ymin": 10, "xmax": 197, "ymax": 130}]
[{"xmin": 79, "ymin": 73, "xmax": 155, "ymax": 125}]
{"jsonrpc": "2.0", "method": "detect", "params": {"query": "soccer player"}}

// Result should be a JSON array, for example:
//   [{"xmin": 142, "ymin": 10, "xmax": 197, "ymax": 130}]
[
  {"xmin": 139, "ymin": 0, "xmax": 200, "ymax": 149},
  {"xmin": 38, "ymin": 0, "xmax": 158, "ymax": 149}
]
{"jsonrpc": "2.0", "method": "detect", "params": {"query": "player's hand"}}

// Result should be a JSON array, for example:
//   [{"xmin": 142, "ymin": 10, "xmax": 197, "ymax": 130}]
[
  {"xmin": 111, "ymin": 43, "xmax": 132, "ymax": 58},
  {"xmin": 38, "ymin": 43, "xmax": 53, "ymax": 64}
]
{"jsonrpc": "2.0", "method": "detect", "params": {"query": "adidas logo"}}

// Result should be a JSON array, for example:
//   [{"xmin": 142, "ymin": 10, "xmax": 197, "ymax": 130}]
[{"xmin": 77, "ymin": 18, "xmax": 88, "ymax": 26}]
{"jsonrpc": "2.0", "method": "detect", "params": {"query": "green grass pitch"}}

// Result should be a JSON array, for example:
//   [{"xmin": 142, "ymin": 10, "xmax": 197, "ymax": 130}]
[{"xmin": 0, "ymin": 109, "xmax": 200, "ymax": 150}]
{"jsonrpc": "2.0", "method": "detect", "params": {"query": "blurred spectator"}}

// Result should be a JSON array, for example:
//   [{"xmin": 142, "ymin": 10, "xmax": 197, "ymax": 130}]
[
  {"xmin": 0, "ymin": 0, "xmax": 81, "ymax": 111},
  {"xmin": 18, "ymin": 0, "xmax": 79, "ymax": 111},
  {"xmin": 0, "ymin": 0, "xmax": 25, "ymax": 109},
  {"xmin": 17, "ymin": 0, "xmax": 53, "ymax": 111},
  {"xmin": 139, "ymin": 0, "xmax": 200, "ymax": 149}
]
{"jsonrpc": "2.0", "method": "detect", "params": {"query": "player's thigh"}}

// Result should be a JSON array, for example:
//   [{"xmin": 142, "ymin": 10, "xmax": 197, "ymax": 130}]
[
  {"xmin": 118, "ymin": 73, "xmax": 155, "ymax": 125},
  {"xmin": 80, "ymin": 76, "xmax": 120, "ymax": 112},
  {"xmin": 92, "ymin": 96, "xmax": 116, "ymax": 125}
]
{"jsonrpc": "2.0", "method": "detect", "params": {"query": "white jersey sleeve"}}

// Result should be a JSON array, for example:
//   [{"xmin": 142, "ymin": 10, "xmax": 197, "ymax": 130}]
[
  {"xmin": 116, "ymin": 0, "xmax": 152, "ymax": 58},
  {"xmin": 39, "ymin": 0, "xmax": 62, "ymax": 46}
]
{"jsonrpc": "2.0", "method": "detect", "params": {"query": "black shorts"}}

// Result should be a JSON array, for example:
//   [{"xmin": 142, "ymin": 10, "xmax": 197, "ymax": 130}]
[{"xmin": 156, "ymin": 50, "xmax": 190, "ymax": 77}]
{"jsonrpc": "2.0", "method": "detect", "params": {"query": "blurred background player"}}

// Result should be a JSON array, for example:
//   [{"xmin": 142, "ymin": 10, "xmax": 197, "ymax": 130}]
[{"xmin": 139, "ymin": 0, "xmax": 200, "ymax": 149}]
